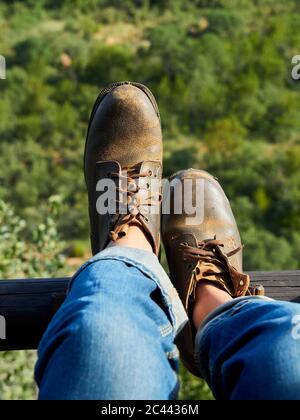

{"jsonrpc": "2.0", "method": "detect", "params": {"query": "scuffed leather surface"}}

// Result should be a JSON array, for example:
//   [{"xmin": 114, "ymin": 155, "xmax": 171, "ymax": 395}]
[
  {"xmin": 162, "ymin": 169, "xmax": 245, "ymax": 377},
  {"xmin": 84, "ymin": 82, "xmax": 162, "ymax": 255}
]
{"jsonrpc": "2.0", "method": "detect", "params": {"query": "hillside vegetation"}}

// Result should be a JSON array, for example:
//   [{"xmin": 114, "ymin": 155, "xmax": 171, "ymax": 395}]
[
  {"xmin": 1, "ymin": 0, "xmax": 300, "ymax": 269},
  {"xmin": 0, "ymin": 0, "xmax": 300, "ymax": 399}
]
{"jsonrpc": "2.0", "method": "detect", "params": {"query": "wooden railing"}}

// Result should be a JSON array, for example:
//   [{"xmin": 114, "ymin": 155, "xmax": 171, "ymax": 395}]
[{"xmin": 0, "ymin": 271, "xmax": 300, "ymax": 351}]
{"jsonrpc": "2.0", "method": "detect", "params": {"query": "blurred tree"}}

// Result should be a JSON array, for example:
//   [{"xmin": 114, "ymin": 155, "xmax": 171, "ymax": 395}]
[
  {"xmin": 0, "ymin": 197, "xmax": 65, "ymax": 400},
  {"xmin": 0, "ymin": 0, "xmax": 300, "ymax": 400}
]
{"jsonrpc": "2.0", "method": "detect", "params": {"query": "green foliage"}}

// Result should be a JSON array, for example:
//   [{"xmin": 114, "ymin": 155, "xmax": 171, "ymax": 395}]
[
  {"xmin": 0, "ymin": 197, "xmax": 65, "ymax": 279},
  {"xmin": 1, "ymin": 0, "xmax": 299, "ymax": 249},
  {"xmin": 179, "ymin": 367, "xmax": 214, "ymax": 400},
  {"xmin": 0, "ymin": 197, "xmax": 65, "ymax": 400},
  {"xmin": 0, "ymin": 0, "xmax": 300, "ymax": 400},
  {"xmin": 0, "ymin": 350, "xmax": 37, "ymax": 400}
]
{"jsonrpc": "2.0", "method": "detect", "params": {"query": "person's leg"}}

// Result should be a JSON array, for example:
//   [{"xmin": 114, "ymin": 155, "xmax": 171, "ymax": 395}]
[
  {"xmin": 35, "ymin": 244, "xmax": 183, "ymax": 400},
  {"xmin": 34, "ymin": 83, "xmax": 188, "ymax": 399},
  {"xmin": 193, "ymin": 284, "xmax": 300, "ymax": 400},
  {"xmin": 162, "ymin": 169, "xmax": 300, "ymax": 399}
]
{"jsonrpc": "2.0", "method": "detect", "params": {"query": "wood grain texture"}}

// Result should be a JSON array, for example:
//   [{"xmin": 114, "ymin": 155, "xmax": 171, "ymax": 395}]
[
  {"xmin": 0, "ymin": 272, "xmax": 300, "ymax": 350},
  {"xmin": 249, "ymin": 271, "xmax": 300, "ymax": 303}
]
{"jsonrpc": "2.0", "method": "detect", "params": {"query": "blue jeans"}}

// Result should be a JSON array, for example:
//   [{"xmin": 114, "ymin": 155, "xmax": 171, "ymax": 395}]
[{"xmin": 35, "ymin": 247, "xmax": 300, "ymax": 400}]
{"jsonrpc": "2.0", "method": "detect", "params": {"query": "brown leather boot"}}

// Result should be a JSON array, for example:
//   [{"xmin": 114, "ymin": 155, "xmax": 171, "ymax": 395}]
[
  {"xmin": 162, "ymin": 169, "xmax": 264, "ymax": 376},
  {"xmin": 84, "ymin": 82, "xmax": 162, "ymax": 255}
]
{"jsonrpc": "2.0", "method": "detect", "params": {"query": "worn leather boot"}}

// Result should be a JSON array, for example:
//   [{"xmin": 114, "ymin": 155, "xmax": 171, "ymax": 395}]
[
  {"xmin": 162, "ymin": 169, "xmax": 264, "ymax": 376},
  {"xmin": 84, "ymin": 82, "xmax": 162, "ymax": 255}
]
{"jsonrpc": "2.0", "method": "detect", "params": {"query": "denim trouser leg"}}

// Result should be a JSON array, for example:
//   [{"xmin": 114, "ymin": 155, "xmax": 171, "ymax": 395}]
[
  {"xmin": 36, "ymin": 244, "xmax": 300, "ymax": 400},
  {"xmin": 196, "ymin": 297, "xmax": 300, "ymax": 400},
  {"xmin": 35, "ymin": 247, "xmax": 187, "ymax": 400}
]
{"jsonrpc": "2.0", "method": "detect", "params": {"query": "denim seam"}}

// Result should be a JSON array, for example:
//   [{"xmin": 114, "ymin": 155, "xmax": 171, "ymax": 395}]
[
  {"xmin": 69, "ymin": 254, "xmax": 178, "ymax": 331},
  {"xmin": 160, "ymin": 324, "xmax": 173, "ymax": 337},
  {"xmin": 166, "ymin": 348, "xmax": 180, "ymax": 360},
  {"xmin": 194, "ymin": 313, "xmax": 228, "ymax": 377}
]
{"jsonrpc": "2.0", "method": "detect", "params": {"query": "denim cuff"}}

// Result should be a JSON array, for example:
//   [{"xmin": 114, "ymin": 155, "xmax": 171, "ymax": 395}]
[
  {"xmin": 194, "ymin": 295, "xmax": 272, "ymax": 377},
  {"xmin": 69, "ymin": 246, "xmax": 188, "ymax": 337},
  {"xmin": 198, "ymin": 295, "xmax": 273, "ymax": 333}
]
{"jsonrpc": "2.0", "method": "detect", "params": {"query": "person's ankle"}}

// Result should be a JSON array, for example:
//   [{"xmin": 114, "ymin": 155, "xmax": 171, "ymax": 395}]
[
  {"xmin": 192, "ymin": 282, "xmax": 232, "ymax": 329},
  {"xmin": 106, "ymin": 224, "xmax": 153, "ymax": 253}
]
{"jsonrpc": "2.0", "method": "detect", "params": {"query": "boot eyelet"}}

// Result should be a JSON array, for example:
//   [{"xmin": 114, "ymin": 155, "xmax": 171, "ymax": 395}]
[{"xmin": 128, "ymin": 181, "xmax": 137, "ymax": 192}]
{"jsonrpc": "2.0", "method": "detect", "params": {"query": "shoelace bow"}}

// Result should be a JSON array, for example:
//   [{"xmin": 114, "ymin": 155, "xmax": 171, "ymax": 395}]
[
  {"xmin": 179, "ymin": 237, "xmax": 258, "ymax": 308},
  {"xmin": 109, "ymin": 165, "xmax": 162, "ymax": 241},
  {"xmin": 180, "ymin": 237, "xmax": 243, "ymax": 265},
  {"xmin": 180, "ymin": 237, "xmax": 264, "ymax": 308}
]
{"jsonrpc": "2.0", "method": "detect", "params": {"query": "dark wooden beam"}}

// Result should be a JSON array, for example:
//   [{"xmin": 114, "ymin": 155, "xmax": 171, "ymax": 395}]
[
  {"xmin": 0, "ymin": 278, "xmax": 68, "ymax": 351},
  {"xmin": 249, "ymin": 271, "xmax": 300, "ymax": 303},
  {"xmin": 0, "ymin": 271, "xmax": 300, "ymax": 351}
]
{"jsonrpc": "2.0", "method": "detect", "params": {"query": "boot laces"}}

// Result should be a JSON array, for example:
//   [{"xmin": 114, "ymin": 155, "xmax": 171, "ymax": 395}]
[
  {"xmin": 180, "ymin": 236, "xmax": 242, "ymax": 268},
  {"xmin": 109, "ymin": 164, "xmax": 161, "ymax": 241}
]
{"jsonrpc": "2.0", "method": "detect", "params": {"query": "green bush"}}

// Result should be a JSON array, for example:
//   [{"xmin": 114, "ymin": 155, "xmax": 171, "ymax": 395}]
[
  {"xmin": 1, "ymin": 0, "xmax": 300, "ymax": 401},
  {"xmin": 0, "ymin": 197, "xmax": 65, "ymax": 400}
]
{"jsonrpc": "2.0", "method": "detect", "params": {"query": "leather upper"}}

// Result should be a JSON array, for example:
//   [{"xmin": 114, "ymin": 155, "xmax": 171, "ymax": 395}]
[
  {"xmin": 84, "ymin": 82, "xmax": 163, "ymax": 255},
  {"xmin": 162, "ymin": 169, "xmax": 263, "ymax": 377}
]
